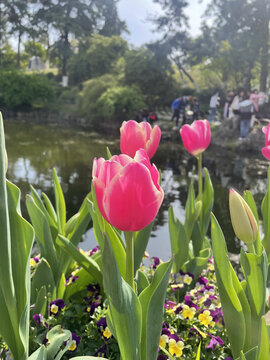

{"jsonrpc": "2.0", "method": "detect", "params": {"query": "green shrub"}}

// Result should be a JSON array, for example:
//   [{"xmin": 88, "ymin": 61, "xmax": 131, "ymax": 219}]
[
  {"xmin": 97, "ymin": 85, "xmax": 146, "ymax": 123},
  {"xmin": 77, "ymin": 74, "xmax": 118, "ymax": 121},
  {"xmin": 0, "ymin": 71, "xmax": 55, "ymax": 110}
]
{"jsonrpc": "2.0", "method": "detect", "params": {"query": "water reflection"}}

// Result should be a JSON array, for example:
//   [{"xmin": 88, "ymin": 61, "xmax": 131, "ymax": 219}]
[{"xmin": 5, "ymin": 120, "xmax": 269, "ymax": 260}]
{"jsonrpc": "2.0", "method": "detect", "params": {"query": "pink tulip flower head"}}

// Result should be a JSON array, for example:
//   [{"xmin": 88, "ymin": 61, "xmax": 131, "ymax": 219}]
[
  {"xmin": 262, "ymin": 123, "xmax": 270, "ymax": 160},
  {"xmin": 120, "ymin": 120, "xmax": 161, "ymax": 159},
  {"xmin": 92, "ymin": 149, "xmax": 164, "ymax": 231},
  {"xmin": 179, "ymin": 120, "xmax": 211, "ymax": 157}
]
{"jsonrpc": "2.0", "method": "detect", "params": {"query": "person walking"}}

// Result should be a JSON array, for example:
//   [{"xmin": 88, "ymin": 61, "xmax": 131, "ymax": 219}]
[
  {"xmin": 237, "ymin": 96, "xmax": 254, "ymax": 139},
  {"xmin": 171, "ymin": 97, "xmax": 181, "ymax": 125},
  {"xmin": 208, "ymin": 91, "xmax": 219, "ymax": 122}
]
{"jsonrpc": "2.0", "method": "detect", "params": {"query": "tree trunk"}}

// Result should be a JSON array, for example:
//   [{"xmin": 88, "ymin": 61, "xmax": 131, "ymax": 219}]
[
  {"xmin": 171, "ymin": 56, "xmax": 200, "ymax": 92},
  {"xmin": 259, "ymin": 9, "xmax": 270, "ymax": 92},
  {"xmin": 17, "ymin": 26, "xmax": 22, "ymax": 68},
  {"xmin": 62, "ymin": 29, "xmax": 69, "ymax": 76}
]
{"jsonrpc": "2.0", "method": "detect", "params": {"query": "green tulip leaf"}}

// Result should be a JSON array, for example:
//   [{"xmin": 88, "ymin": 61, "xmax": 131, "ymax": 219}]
[
  {"xmin": 53, "ymin": 168, "xmax": 66, "ymax": 235},
  {"xmin": 261, "ymin": 166, "xmax": 270, "ymax": 258},
  {"xmin": 134, "ymin": 222, "xmax": 153, "ymax": 273},
  {"xmin": 136, "ymin": 270, "xmax": 150, "ymax": 295},
  {"xmin": 31, "ymin": 258, "xmax": 56, "ymax": 306},
  {"xmin": 42, "ymin": 191, "xmax": 58, "ymax": 225},
  {"xmin": 240, "ymin": 249, "xmax": 268, "ymax": 349},
  {"xmin": 28, "ymin": 346, "xmax": 47, "ymax": 360},
  {"xmin": 32, "ymin": 285, "xmax": 47, "ymax": 316},
  {"xmin": 202, "ymin": 168, "xmax": 214, "ymax": 234},
  {"xmin": 258, "ymin": 316, "xmax": 270, "ymax": 360},
  {"xmin": 26, "ymin": 195, "xmax": 58, "ymax": 277},
  {"xmin": 57, "ymin": 235, "xmax": 103, "ymax": 289},
  {"xmin": 103, "ymin": 236, "xmax": 142, "ymax": 360},
  {"xmin": 105, "ymin": 222, "xmax": 126, "ymax": 278},
  {"xmin": 211, "ymin": 213, "xmax": 246, "ymax": 359},
  {"xmin": 184, "ymin": 183, "xmax": 197, "ymax": 239},
  {"xmin": 46, "ymin": 325, "xmax": 72, "ymax": 360},
  {"xmin": 168, "ymin": 206, "xmax": 189, "ymax": 273},
  {"xmin": 139, "ymin": 259, "xmax": 172, "ymax": 360}
]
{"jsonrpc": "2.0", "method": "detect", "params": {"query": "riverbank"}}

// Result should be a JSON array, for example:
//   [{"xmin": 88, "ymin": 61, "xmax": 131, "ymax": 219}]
[{"xmin": 3, "ymin": 110, "xmax": 270, "ymax": 154}]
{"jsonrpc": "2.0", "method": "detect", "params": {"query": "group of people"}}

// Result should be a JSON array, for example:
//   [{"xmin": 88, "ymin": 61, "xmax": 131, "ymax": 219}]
[
  {"xmin": 171, "ymin": 96, "xmax": 200, "ymax": 126},
  {"xmin": 209, "ymin": 89, "xmax": 267, "ymax": 139},
  {"xmin": 135, "ymin": 109, "xmax": 158, "ymax": 125}
]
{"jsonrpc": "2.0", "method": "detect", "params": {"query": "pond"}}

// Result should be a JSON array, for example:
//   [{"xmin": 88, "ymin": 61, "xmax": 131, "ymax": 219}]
[{"xmin": 5, "ymin": 120, "xmax": 269, "ymax": 260}]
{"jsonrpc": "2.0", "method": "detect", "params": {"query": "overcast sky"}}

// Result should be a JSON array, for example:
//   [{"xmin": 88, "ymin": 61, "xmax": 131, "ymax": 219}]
[{"xmin": 118, "ymin": 0, "xmax": 209, "ymax": 46}]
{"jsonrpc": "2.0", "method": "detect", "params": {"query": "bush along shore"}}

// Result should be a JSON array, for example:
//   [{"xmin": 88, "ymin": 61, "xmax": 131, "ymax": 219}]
[{"xmin": 1, "ymin": 116, "xmax": 270, "ymax": 359}]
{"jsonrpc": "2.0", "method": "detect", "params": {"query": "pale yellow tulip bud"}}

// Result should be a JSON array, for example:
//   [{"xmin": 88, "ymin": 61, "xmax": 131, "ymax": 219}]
[{"xmin": 229, "ymin": 189, "xmax": 258, "ymax": 245}]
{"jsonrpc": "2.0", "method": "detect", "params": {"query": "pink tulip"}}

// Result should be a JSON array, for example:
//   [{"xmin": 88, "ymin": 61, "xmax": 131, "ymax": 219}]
[
  {"xmin": 120, "ymin": 120, "xmax": 161, "ymax": 159},
  {"xmin": 262, "ymin": 124, "xmax": 270, "ymax": 160},
  {"xmin": 92, "ymin": 149, "xmax": 164, "ymax": 231},
  {"xmin": 179, "ymin": 120, "xmax": 211, "ymax": 157}
]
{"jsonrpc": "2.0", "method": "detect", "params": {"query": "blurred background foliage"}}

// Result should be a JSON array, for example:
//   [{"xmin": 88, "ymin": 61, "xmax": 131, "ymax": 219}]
[{"xmin": 0, "ymin": 0, "xmax": 269, "ymax": 122}]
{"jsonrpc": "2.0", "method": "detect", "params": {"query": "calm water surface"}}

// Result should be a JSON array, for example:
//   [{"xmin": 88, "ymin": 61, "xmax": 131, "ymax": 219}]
[{"xmin": 5, "ymin": 120, "xmax": 269, "ymax": 260}]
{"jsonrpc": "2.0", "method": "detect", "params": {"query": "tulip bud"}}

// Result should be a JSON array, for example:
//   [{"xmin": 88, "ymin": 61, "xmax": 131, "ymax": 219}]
[{"xmin": 229, "ymin": 189, "xmax": 258, "ymax": 245}]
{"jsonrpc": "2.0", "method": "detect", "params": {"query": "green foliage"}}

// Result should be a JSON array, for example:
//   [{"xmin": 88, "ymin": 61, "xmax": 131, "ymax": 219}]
[
  {"xmin": 0, "ymin": 71, "xmax": 54, "ymax": 110},
  {"xmin": 68, "ymin": 35, "xmax": 128, "ymax": 85},
  {"xmin": 0, "ymin": 113, "xmax": 35, "ymax": 360},
  {"xmin": 124, "ymin": 48, "xmax": 178, "ymax": 108},
  {"xmin": 97, "ymin": 85, "xmax": 145, "ymax": 123},
  {"xmin": 23, "ymin": 41, "xmax": 46, "ymax": 62},
  {"xmin": 78, "ymin": 74, "xmax": 118, "ymax": 122}
]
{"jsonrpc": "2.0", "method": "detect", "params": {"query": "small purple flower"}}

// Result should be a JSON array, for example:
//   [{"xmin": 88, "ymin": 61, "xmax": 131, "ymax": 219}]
[
  {"xmin": 174, "ymin": 305, "xmax": 182, "ymax": 314},
  {"xmin": 161, "ymin": 328, "xmax": 171, "ymax": 337},
  {"xmin": 207, "ymin": 335, "xmax": 224, "ymax": 350},
  {"xmin": 33, "ymin": 257, "xmax": 40, "ymax": 263},
  {"xmin": 33, "ymin": 313, "xmax": 43, "ymax": 325},
  {"xmin": 97, "ymin": 317, "xmax": 107, "ymax": 330},
  {"xmin": 50, "ymin": 299, "xmax": 65, "ymax": 316},
  {"xmin": 151, "ymin": 256, "xmax": 160, "ymax": 269},
  {"xmin": 198, "ymin": 276, "xmax": 208, "ymax": 285},
  {"xmin": 89, "ymin": 246, "xmax": 99, "ymax": 256},
  {"xmin": 157, "ymin": 355, "xmax": 168, "ymax": 360},
  {"xmin": 68, "ymin": 332, "xmax": 81, "ymax": 352},
  {"xmin": 94, "ymin": 343, "xmax": 108, "ymax": 357},
  {"xmin": 184, "ymin": 295, "xmax": 198, "ymax": 310}
]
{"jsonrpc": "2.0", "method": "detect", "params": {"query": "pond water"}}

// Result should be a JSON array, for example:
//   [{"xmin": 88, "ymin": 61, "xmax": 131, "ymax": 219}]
[{"xmin": 5, "ymin": 120, "xmax": 269, "ymax": 260}]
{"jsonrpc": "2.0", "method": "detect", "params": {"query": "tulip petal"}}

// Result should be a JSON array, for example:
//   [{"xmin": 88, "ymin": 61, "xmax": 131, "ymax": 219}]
[
  {"xmin": 103, "ymin": 162, "xmax": 164, "ymax": 231},
  {"xmin": 262, "ymin": 146, "xmax": 270, "ymax": 160},
  {"xmin": 120, "ymin": 120, "xmax": 145, "ymax": 158},
  {"xmin": 146, "ymin": 125, "xmax": 161, "ymax": 159}
]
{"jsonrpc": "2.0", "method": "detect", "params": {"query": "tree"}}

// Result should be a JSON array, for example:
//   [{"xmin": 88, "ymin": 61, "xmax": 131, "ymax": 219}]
[
  {"xmin": 68, "ymin": 34, "xmax": 128, "ymax": 85},
  {"xmin": 2, "ymin": 0, "xmax": 30, "ymax": 68},
  {"xmin": 204, "ymin": 0, "xmax": 270, "ymax": 91},
  {"xmin": 150, "ymin": 0, "xmax": 200, "ymax": 91},
  {"xmin": 124, "ymin": 47, "xmax": 179, "ymax": 108},
  {"xmin": 32, "ymin": 0, "xmax": 127, "ymax": 77}
]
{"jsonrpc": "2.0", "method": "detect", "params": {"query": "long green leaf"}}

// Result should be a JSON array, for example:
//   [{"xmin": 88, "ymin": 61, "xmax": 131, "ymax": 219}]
[
  {"xmin": 211, "ymin": 213, "xmax": 246, "ymax": 359},
  {"xmin": 261, "ymin": 166, "xmax": 270, "ymax": 258},
  {"xmin": 240, "ymin": 249, "xmax": 268, "ymax": 349},
  {"xmin": 202, "ymin": 168, "xmax": 214, "ymax": 234},
  {"xmin": 105, "ymin": 222, "xmax": 126, "ymax": 278},
  {"xmin": 30, "ymin": 185, "xmax": 57, "ymax": 229},
  {"xmin": 134, "ymin": 222, "xmax": 153, "ymax": 273},
  {"xmin": 258, "ymin": 316, "xmax": 270, "ymax": 360},
  {"xmin": 103, "ymin": 236, "xmax": 142, "ymax": 360},
  {"xmin": 139, "ymin": 260, "xmax": 172, "ymax": 360},
  {"xmin": 26, "ymin": 195, "xmax": 58, "ymax": 277},
  {"xmin": 53, "ymin": 168, "xmax": 66, "ymax": 235},
  {"xmin": 28, "ymin": 346, "xmax": 47, "ymax": 360},
  {"xmin": 31, "ymin": 258, "xmax": 56, "ymax": 305},
  {"xmin": 57, "ymin": 235, "xmax": 103, "ymax": 288},
  {"xmin": 168, "ymin": 206, "xmax": 189, "ymax": 273},
  {"xmin": 184, "ymin": 183, "xmax": 196, "ymax": 239}
]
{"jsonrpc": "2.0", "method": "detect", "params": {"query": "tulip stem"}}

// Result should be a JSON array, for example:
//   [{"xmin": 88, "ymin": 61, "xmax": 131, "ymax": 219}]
[
  {"xmin": 197, "ymin": 153, "xmax": 203, "ymax": 226},
  {"xmin": 125, "ymin": 231, "xmax": 134, "ymax": 290},
  {"xmin": 247, "ymin": 243, "xmax": 256, "ymax": 254}
]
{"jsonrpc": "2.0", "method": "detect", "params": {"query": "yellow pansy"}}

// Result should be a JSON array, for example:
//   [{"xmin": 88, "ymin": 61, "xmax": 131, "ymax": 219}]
[
  {"xmin": 169, "ymin": 339, "xmax": 184, "ymax": 357},
  {"xmin": 183, "ymin": 274, "xmax": 193, "ymax": 285},
  {"xmin": 182, "ymin": 305, "xmax": 196, "ymax": 320},
  {"xmin": 159, "ymin": 334, "xmax": 169, "ymax": 348},
  {"xmin": 68, "ymin": 340, "xmax": 77, "ymax": 351},
  {"xmin": 198, "ymin": 310, "xmax": 213, "ymax": 327},
  {"xmin": 103, "ymin": 327, "xmax": 112, "ymax": 339}
]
